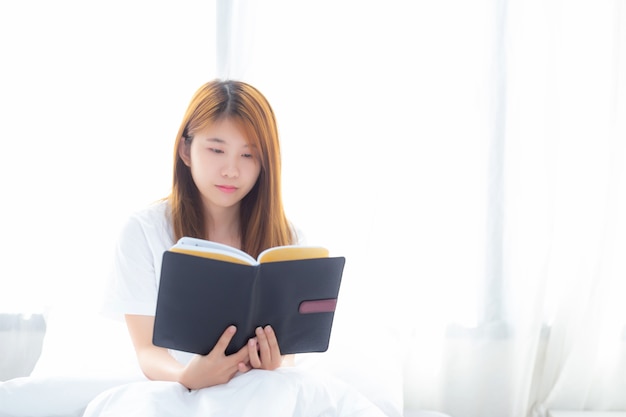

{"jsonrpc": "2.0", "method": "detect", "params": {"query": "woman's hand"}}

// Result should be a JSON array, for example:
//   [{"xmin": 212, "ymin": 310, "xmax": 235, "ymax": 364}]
[
  {"xmin": 247, "ymin": 325, "xmax": 284, "ymax": 370},
  {"xmin": 179, "ymin": 325, "xmax": 251, "ymax": 390}
]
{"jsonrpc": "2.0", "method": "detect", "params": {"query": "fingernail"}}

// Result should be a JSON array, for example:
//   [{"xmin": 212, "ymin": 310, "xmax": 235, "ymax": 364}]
[{"xmin": 265, "ymin": 325, "xmax": 273, "ymax": 333}]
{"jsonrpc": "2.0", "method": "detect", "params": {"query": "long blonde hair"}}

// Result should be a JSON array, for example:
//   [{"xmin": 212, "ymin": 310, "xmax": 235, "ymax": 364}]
[{"xmin": 168, "ymin": 80, "xmax": 293, "ymax": 257}]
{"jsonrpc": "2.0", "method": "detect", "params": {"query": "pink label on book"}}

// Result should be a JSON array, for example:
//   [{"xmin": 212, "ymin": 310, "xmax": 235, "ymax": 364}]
[{"xmin": 298, "ymin": 299, "xmax": 337, "ymax": 314}]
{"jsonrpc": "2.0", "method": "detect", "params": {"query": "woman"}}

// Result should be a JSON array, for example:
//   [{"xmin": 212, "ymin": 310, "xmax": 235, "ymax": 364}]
[{"xmin": 91, "ymin": 79, "xmax": 386, "ymax": 417}]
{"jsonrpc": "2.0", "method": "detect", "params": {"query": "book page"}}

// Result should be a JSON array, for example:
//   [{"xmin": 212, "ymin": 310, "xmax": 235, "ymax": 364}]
[
  {"xmin": 257, "ymin": 246, "xmax": 329, "ymax": 263},
  {"xmin": 170, "ymin": 237, "xmax": 257, "ymax": 265}
]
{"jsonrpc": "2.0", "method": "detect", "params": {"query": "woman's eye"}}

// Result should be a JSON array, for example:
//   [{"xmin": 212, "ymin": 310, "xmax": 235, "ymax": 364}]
[
  {"xmin": 208, "ymin": 148, "xmax": 224, "ymax": 154},
  {"xmin": 242, "ymin": 153, "xmax": 254, "ymax": 158}
]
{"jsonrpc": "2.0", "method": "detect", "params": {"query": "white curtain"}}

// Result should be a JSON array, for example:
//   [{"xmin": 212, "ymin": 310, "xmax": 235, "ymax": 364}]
[
  {"xmin": 508, "ymin": 1, "xmax": 626, "ymax": 414},
  {"xmin": 1, "ymin": 1, "xmax": 624, "ymax": 416},
  {"xmin": 217, "ymin": 1, "xmax": 626, "ymax": 417}
]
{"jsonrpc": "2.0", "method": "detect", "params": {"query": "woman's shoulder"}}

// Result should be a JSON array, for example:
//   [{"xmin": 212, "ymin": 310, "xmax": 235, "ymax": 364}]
[
  {"xmin": 119, "ymin": 199, "xmax": 174, "ymax": 244},
  {"xmin": 127, "ymin": 198, "xmax": 170, "ymax": 224},
  {"xmin": 289, "ymin": 222, "xmax": 307, "ymax": 246}
]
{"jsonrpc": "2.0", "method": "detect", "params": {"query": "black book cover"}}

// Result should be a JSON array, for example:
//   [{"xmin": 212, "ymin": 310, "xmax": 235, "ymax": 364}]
[{"xmin": 153, "ymin": 251, "xmax": 345, "ymax": 355}]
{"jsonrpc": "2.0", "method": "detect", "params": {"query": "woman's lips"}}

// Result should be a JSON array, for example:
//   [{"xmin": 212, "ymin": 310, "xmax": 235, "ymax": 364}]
[{"xmin": 216, "ymin": 185, "xmax": 237, "ymax": 194}]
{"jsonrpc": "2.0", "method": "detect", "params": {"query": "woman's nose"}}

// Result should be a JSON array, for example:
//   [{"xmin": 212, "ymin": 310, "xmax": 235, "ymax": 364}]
[{"xmin": 221, "ymin": 159, "xmax": 239, "ymax": 178}]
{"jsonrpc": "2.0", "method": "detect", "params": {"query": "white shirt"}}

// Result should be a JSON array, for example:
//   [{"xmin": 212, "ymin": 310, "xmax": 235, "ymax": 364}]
[{"xmin": 102, "ymin": 199, "xmax": 304, "ymax": 364}]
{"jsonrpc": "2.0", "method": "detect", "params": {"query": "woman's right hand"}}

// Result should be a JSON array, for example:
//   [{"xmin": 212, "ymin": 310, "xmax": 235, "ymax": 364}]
[
  {"xmin": 178, "ymin": 325, "xmax": 251, "ymax": 390},
  {"xmin": 125, "ymin": 316, "xmax": 251, "ymax": 390}
]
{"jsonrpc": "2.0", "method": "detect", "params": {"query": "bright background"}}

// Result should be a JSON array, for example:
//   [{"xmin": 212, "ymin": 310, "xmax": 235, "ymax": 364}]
[
  {"xmin": 0, "ymin": 1, "xmax": 215, "ymax": 312},
  {"xmin": 1, "ymin": 1, "xmax": 625, "ymax": 416}
]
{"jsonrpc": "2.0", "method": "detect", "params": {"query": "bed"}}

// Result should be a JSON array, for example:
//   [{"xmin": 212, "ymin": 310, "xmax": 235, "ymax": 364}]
[{"xmin": 0, "ymin": 307, "xmax": 449, "ymax": 417}]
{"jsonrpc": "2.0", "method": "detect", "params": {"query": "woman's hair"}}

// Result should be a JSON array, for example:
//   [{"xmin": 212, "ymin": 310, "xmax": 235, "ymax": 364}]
[{"xmin": 168, "ymin": 79, "xmax": 293, "ymax": 257}]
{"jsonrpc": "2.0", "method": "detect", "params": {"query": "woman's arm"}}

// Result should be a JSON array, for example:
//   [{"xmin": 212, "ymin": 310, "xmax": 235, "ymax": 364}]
[{"xmin": 125, "ymin": 315, "xmax": 251, "ymax": 390}]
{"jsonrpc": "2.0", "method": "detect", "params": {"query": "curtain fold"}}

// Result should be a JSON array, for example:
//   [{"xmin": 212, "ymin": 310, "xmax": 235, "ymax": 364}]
[
  {"xmin": 503, "ymin": 0, "xmax": 626, "ymax": 414},
  {"xmin": 216, "ymin": 0, "xmax": 256, "ymax": 79}
]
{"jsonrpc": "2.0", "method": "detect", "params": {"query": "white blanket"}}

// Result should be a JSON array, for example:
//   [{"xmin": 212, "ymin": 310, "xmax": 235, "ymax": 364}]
[
  {"xmin": 0, "ymin": 308, "xmax": 405, "ymax": 417},
  {"xmin": 83, "ymin": 368, "xmax": 388, "ymax": 417}
]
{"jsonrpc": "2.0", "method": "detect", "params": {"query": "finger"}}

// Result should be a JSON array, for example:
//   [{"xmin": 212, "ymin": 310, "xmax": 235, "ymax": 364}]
[
  {"xmin": 238, "ymin": 361, "xmax": 251, "ymax": 373},
  {"xmin": 264, "ymin": 326, "xmax": 282, "ymax": 368},
  {"xmin": 248, "ymin": 337, "xmax": 262, "ymax": 368},
  {"xmin": 264, "ymin": 325, "xmax": 281, "ymax": 357},
  {"xmin": 231, "ymin": 342, "xmax": 252, "ymax": 362},
  {"xmin": 212, "ymin": 325, "xmax": 237, "ymax": 354},
  {"xmin": 226, "ymin": 348, "xmax": 251, "ymax": 374},
  {"xmin": 240, "ymin": 353, "xmax": 251, "ymax": 370},
  {"xmin": 256, "ymin": 326, "xmax": 271, "ymax": 363}
]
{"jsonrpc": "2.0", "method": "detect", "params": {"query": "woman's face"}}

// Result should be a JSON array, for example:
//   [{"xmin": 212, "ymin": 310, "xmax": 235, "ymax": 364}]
[{"xmin": 180, "ymin": 118, "xmax": 261, "ymax": 214}]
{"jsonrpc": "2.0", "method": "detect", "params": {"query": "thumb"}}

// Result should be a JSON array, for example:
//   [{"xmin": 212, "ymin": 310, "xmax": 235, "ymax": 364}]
[{"xmin": 213, "ymin": 325, "xmax": 237, "ymax": 354}]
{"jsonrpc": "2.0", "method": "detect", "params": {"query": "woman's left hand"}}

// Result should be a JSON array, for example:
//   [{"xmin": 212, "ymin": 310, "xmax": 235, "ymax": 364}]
[{"xmin": 247, "ymin": 325, "xmax": 283, "ymax": 370}]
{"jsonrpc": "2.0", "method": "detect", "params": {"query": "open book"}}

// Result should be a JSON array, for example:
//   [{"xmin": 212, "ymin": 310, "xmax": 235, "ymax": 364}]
[
  {"xmin": 153, "ymin": 237, "xmax": 345, "ymax": 355},
  {"xmin": 169, "ymin": 236, "xmax": 332, "ymax": 265}
]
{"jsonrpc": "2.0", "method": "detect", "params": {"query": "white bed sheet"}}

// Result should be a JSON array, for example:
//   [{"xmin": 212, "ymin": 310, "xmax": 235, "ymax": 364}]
[{"xmin": 83, "ymin": 368, "xmax": 387, "ymax": 417}]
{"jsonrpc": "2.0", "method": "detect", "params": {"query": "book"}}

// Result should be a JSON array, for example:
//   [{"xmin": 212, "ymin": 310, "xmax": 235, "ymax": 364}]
[{"xmin": 153, "ymin": 237, "xmax": 345, "ymax": 356}]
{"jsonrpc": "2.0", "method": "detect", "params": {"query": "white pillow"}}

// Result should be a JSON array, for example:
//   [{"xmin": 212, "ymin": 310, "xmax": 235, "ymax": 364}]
[
  {"xmin": 0, "ymin": 375, "xmax": 142, "ymax": 417},
  {"xmin": 30, "ymin": 306, "xmax": 142, "ymax": 378},
  {"xmin": 0, "ymin": 306, "xmax": 145, "ymax": 417}
]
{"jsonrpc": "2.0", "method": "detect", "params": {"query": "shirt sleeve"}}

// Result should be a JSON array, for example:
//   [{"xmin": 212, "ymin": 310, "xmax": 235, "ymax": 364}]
[
  {"xmin": 291, "ymin": 223, "xmax": 308, "ymax": 246},
  {"xmin": 101, "ymin": 212, "xmax": 161, "ymax": 319}
]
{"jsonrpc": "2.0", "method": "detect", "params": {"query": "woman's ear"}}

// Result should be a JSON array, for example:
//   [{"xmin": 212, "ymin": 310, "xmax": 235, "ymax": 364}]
[{"xmin": 179, "ymin": 138, "xmax": 191, "ymax": 167}]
